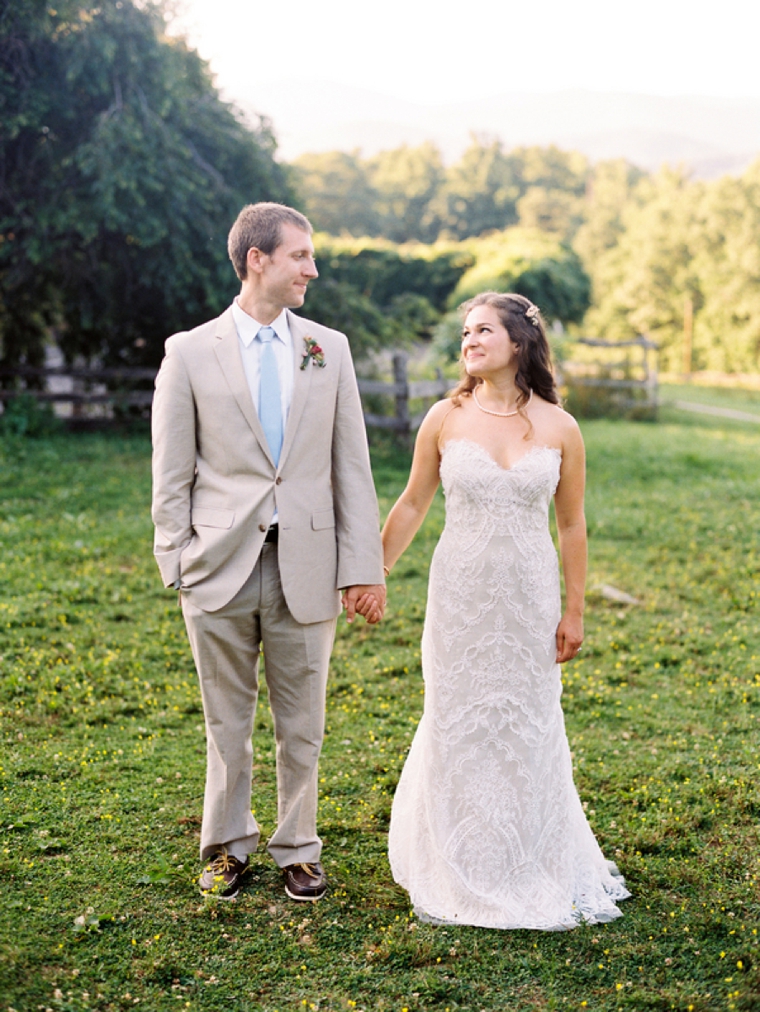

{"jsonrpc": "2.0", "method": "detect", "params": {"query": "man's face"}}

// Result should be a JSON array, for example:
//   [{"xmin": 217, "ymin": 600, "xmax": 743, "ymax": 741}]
[{"xmin": 258, "ymin": 223, "xmax": 318, "ymax": 310}]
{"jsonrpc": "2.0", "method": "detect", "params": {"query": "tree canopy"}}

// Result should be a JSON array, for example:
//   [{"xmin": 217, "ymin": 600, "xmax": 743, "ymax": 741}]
[
  {"xmin": 0, "ymin": 0, "xmax": 293, "ymax": 368},
  {"xmin": 304, "ymin": 236, "xmax": 471, "ymax": 360},
  {"xmin": 582, "ymin": 160, "xmax": 760, "ymax": 372},
  {"xmin": 293, "ymin": 139, "xmax": 590, "ymax": 245},
  {"xmin": 450, "ymin": 228, "xmax": 590, "ymax": 322},
  {"xmin": 302, "ymin": 230, "xmax": 590, "ymax": 364},
  {"xmin": 5, "ymin": 5, "xmax": 759, "ymax": 377}
]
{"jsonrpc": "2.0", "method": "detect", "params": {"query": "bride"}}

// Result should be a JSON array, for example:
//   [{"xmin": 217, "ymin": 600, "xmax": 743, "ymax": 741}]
[{"xmin": 381, "ymin": 291, "xmax": 630, "ymax": 930}]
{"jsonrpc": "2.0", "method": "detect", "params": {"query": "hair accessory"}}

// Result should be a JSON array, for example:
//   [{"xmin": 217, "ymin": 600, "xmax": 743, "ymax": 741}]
[{"xmin": 525, "ymin": 305, "xmax": 541, "ymax": 327}]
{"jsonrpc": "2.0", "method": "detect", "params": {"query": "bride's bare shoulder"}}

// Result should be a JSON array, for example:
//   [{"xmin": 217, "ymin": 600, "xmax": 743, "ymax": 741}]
[
  {"xmin": 426, "ymin": 395, "xmax": 471, "ymax": 427},
  {"xmin": 532, "ymin": 397, "xmax": 583, "ymax": 445},
  {"xmin": 429, "ymin": 396, "xmax": 460, "ymax": 419},
  {"xmin": 554, "ymin": 401, "xmax": 581, "ymax": 429},
  {"xmin": 415, "ymin": 396, "xmax": 461, "ymax": 443},
  {"xmin": 533, "ymin": 396, "xmax": 576, "ymax": 420}
]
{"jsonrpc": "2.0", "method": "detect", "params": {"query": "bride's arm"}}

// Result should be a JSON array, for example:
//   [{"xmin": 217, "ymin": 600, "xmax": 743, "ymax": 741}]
[
  {"xmin": 381, "ymin": 400, "xmax": 450, "ymax": 573},
  {"xmin": 554, "ymin": 417, "xmax": 587, "ymax": 663}
]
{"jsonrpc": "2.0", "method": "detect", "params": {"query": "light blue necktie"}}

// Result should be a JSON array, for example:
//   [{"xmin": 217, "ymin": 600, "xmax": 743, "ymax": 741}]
[{"xmin": 257, "ymin": 326, "xmax": 283, "ymax": 465}]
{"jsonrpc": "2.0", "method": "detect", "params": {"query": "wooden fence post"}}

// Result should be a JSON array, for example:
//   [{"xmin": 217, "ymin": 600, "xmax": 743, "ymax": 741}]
[{"xmin": 392, "ymin": 351, "xmax": 410, "ymax": 446}]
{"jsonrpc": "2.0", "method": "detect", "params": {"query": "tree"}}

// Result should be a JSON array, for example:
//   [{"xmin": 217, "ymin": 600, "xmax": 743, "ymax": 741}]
[
  {"xmin": 366, "ymin": 142, "xmax": 444, "ymax": 244},
  {"xmin": 288, "ymin": 141, "xmax": 600, "ymax": 244},
  {"xmin": 516, "ymin": 186, "xmax": 585, "ymax": 239},
  {"xmin": 449, "ymin": 228, "xmax": 591, "ymax": 325},
  {"xmin": 435, "ymin": 137, "xmax": 520, "ymax": 239},
  {"xmin": 304, "ymin": 237, "xmax": 470, "ymax": 356},
  {"xmin": 693, "ymin": 160, "xmax": 760, "ymax": 371},
  {"xmin": 0, "ymin": 0, "xmax": 293, "ymax": 368},
  {"xmin": 293, "ymin": 143, "xmax": 449, "ymax": 245},
  {"xmin": 572, "ymin": 158, "xmax": 648, "ymax": 339},
  {"xmin": 508, "ymin": 146, "xmax": 589, "ymax": 241},
  {"xmin": 290, "ymin": 150, "xmax": 380, "ymax": 237},
  {"xmin": 573, "ymin": 159, "xmax": 646, "ymax": 266},
  {"xmin": 583, "ymin": 168, "xmax": 703, "ymax": 370},
  {"xmin": 510, "ymin": 145, "xmax": 589, "ymax": 196}
]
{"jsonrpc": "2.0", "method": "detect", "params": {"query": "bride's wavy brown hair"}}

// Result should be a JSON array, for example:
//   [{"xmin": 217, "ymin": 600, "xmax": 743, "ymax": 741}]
[{"xmin": 450, "ymin": 291, "xmax": 559, "ymax": 409}]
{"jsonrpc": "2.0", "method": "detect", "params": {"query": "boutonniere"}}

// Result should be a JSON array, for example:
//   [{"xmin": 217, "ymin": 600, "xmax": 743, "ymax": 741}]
[{"xmin": 300, "ymin": 336, "xmax": 326, "ymax": 370}]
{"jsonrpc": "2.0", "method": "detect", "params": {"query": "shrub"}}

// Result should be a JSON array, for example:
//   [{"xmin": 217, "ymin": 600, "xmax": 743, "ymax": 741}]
[{"xmin": 0, "ymin": 393, "xmax": 62, "ymax": 437}]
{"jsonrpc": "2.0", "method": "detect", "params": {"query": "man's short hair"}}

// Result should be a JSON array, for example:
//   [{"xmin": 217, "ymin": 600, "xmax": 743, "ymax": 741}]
[{"xmin": 227, "ymin": 202, "xmax": 312, "ymax": 281}]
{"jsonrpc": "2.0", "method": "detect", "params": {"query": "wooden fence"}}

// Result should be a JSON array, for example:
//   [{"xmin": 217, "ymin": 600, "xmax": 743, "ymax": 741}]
[
  {"xmin": 561, "ymin": 335, "xmax": 658, "ymax": 417},
  {"xmin": 0, "ymin": 352, "xmax": 453, "ymax": 437},
  {"xmin": 358, "ymin": 352, "xmax": 453, "ymax": 437},
  {"xmin": 0, "ymin": 364, "xmax": 156, "ymax": 409},
  {"xmin": 0, "ymin": 339, "xmax": 661, "ymax": 432}
]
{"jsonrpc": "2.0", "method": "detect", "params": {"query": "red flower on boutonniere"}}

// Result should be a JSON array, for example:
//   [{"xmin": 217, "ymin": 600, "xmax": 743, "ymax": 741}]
[{"xmin": 300, "ymin": 336, "xmax": 326, "ymax": 370}]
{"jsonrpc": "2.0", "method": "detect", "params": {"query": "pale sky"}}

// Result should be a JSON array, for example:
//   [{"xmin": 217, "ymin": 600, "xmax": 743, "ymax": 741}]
[{"xmin": 168, "ymin": 0, "xmax": 760, "ymax": 107}]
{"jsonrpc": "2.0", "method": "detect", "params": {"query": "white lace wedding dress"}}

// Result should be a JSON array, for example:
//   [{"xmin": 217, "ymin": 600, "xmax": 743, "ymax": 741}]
[{"xmin": 388, "ymin": 440, "xmax": 630, "ymax": 930}]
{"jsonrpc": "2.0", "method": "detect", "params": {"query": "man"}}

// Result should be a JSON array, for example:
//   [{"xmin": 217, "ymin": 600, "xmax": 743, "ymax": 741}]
[{"xmin": 151, "ymin": 202, "xmax": 385, "ymax": 902}]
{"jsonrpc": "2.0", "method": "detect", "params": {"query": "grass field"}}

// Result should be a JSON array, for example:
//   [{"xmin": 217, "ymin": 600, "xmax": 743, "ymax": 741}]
[
  {"xmin": 1, "ymin": 405, "xmax": 759, "ymax": 1012},
  {"xmin": 659, "ymin": 382, "xmax": 760, "ymax": 417}
]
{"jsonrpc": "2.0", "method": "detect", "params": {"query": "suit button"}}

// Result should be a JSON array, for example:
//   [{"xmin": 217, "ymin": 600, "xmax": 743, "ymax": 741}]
[
  {"xmin": 275, "ymin": 477, "xmax": 282, "ymax": 485},
  {"xmin": 258, "ymin": 523, "xmax": 267, "ymax": 532}
]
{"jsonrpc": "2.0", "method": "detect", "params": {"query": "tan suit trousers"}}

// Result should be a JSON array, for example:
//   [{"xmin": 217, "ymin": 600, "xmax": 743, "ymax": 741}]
[{"xmin": 181, "ymin": 542, "xmax": 337, "ymax": 866}]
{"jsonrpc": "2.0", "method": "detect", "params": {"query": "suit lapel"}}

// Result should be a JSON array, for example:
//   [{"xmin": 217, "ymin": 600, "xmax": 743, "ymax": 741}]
[
  {"xmin": 213, "ymin": 308, "xmax": 275, "ymax": 466},
  {"xmin": 279, "ymin": 311, "xmax": 312, "ymax": 468}
]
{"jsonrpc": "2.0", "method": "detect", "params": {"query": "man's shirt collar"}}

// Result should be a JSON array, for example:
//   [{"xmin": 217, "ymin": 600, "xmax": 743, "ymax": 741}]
[{"xmin": 232, "ymin": 301, "xmax": 291, "ymax": 348}]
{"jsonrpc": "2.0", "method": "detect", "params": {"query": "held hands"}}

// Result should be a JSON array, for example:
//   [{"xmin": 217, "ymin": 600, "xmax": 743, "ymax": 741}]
[
  {"xmin": 342, "ymin": 584, "xmax": 386, "ymax": 625},
  {"xmin": 556, "ymin": 612, "xmax": 583, "ymax": 664}
]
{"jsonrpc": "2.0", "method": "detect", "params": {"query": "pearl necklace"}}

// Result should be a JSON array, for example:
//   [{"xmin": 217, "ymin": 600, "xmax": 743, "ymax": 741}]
[{"xmin": 472, "ymin": 387, "xmax": 532, "ymax": 417}]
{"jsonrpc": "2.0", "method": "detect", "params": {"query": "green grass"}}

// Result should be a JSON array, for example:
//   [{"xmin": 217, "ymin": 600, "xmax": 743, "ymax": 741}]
[
  {"xmin": 659, "ymin": 382, "xmax": 760, "ymax": 416},
  {"xmin": 1, "ymin": 418, "xmax": 759, "ymax": 1012}
]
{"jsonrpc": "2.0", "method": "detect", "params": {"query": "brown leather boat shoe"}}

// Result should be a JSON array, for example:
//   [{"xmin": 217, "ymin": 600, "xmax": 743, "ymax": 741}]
[
  {"xmin": 283, "ymin": 861, "xmax": 327, "ymax": 901},
  {"xmin": 199, "ymin": 850, "xmax": 249, "ymax": 899}
]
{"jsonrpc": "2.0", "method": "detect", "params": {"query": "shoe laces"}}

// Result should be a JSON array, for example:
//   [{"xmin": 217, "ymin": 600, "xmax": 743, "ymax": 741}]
[
  {"xmin": 297, "ymin": 862, "xmax": 320, "ymax": 880},
  {"xmin": 208, "ymin": 849, "xmax": 236, "ymax": 874}
]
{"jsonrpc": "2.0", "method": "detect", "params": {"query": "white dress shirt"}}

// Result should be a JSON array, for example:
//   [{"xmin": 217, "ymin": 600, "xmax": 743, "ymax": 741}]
[{"xmin": 231, "ymin": 300, "xmax": 294, "ymax": 427}]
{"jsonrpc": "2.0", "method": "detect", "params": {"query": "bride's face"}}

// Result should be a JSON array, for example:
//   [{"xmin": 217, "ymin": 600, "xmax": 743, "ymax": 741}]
[{"xmin": 462, "ymin": 305, "xmax": 519, "ymax": 378}]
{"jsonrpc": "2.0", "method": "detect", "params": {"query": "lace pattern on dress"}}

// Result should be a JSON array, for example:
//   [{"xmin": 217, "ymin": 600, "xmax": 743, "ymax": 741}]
[{"xmin": 388, "ymin": 440, "xmax": 630, "ymax": 930}]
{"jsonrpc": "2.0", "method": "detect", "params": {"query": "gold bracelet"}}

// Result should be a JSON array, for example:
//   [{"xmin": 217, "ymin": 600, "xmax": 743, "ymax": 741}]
[{"xmin": 383, "ymin": 565, "xmax": 390, "ymax": 577}]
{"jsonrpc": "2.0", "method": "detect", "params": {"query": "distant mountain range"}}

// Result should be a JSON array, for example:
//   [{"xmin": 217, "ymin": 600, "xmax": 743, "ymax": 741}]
[{"xmin": 240, "ymin": 83, "xmax": 760, "ymax": 178}]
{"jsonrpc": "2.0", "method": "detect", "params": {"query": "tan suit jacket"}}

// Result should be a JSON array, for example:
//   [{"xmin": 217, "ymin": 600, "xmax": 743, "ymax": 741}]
[{"xmin": 151, "ymin": 306, "xmax": 383, "ymax": 621}]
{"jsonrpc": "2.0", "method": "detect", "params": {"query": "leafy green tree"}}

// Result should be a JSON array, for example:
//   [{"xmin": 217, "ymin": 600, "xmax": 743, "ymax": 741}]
[
  {"xmin": 573, "ymin": 159, "xmax": 647, "ymax": 266},
  {"xmin": 305, "ymin": 237, "xmax": 470, "ymax": 354},
  {"xmin": 366, "ymin": 142, "xmax": 444, "ymax": 244},
  {"xmin": 289, "ymin": 141, "xmax": 596, "ymax": 244},
  {"xmin": 300, "ymin": 279, "xmax": 392, "ymax": 361},
  {"xmin": 435, "ymin": 137, "xmax": 520, "ymax": 239},
  {"xmin": 509, "ymin": 147, "xmax": 590, "ymax": 241},
  {"xmin": 573, "ymin": 158, "xmax": 649, "ymax": 342},
  {"xmin": 510, "ymin": 145, "xmax": 589, "ymax": 196},
  {"xmin": 449, "ymin": 228, "xmax": 591, "ymax": 324},
  {"xmin": 516, "ymin": 186, "xmax": 585, "ymax": 239},
  {"xmin": 576, "ymin": 159, "xmax": 760, "ymax": 373},
  {"xmin": 0, "ymin": 0, "xmax": 292, "ymax": 368},
  {"xmin": 693, "ymin": 160, "xmax": 760, "ymax": 371},
  {"xmin": 314, "ymin": 238, "xmax": 469, "ymax": 312},
  {"xmin": 583, "ymin": 168, "xmax": 702, "ymax": 370},
  {"xmin": 290, "ymin": 150, "xmax": 380, "ymax": 237}
]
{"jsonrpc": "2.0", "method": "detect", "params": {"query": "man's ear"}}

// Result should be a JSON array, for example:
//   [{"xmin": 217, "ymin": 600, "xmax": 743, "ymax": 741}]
[{"xmin": 246, "ymin": 246, "xmax": 266, "ymax": 275}]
